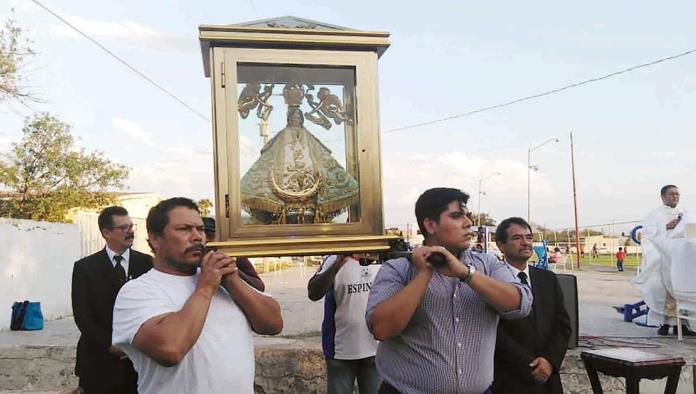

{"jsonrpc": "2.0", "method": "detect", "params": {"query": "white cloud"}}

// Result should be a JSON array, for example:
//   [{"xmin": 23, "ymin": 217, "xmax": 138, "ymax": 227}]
[
  {"xmin": 52, "ymin": 16, "xmax": 197, "ymax": 53},
  {"xmin": 648, "ymin": 151, "xmax": 677, "ymax": 159},
  {"xmin": 193, "ymin": 145, "xmax": 213, "ymax": 155},
  {"xmin": 109, "ymin": 118, "xmax": 218, "ymax": 197},
  {"xmin": 381, "ymin": 151, "xmax": 554, "ymax": 226},
  {"xmin": 0, "ymin": 133, "xmax": 10, "ymax": 150},
  {"xmin": 113, "ymin": 117, "xmax": 153, "ymax": 146},
  {"xmin": 128, "ymin": 156, "xmax": 214, "ymax": 201}
]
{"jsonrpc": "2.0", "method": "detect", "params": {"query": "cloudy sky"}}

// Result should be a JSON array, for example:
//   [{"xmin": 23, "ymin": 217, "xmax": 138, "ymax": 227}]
[{"xmin": 1, "ymin": 1, "xmax": 695, "ymax": 233}]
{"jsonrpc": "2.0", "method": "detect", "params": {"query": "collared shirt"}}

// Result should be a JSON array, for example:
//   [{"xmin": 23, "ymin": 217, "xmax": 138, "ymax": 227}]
[
  {"xmin": 504, "ymin": 261, "xmax": 532, "ymax": 288},
  {"xmin": 366, "ymin": 250, "xmax": 533, "ymax": 394},
  {"xmin": 105, "ymin": 246, "xmax": 130, "ymax": 277}
]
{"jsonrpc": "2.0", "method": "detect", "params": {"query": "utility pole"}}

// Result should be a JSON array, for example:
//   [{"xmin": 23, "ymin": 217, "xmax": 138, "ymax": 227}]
[{"xmin": 570, "ymin": 132, "xmax": 582, "ymax": 269}]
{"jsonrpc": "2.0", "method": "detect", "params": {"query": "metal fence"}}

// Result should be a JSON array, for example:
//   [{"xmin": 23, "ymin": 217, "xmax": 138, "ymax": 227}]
[
  {"xmin": 72, "ymin": 211, "xmax": 150, "ymax": 257},
  {"xmin": 544, "ymin": 220, "xmax": 643, "ymax": 270}
]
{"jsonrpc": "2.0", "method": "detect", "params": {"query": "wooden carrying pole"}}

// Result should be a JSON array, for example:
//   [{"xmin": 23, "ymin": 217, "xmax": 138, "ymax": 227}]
[{"xmin": 570, "ymin": 132, "xmax": 581, "ymax": 269}]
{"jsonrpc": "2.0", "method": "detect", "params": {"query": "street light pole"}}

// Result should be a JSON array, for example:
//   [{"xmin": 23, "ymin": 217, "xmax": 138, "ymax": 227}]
[
  {"xmin": 527, "ymin": 147, "xmax": 532, "ymax": 224},
  {"xmin": 477, "ymin": 171, "xmax": 501, "ymax": 226},
  {"xmin": 478, "ymin": 179, "xmax": 484, "ymax": 226},
  {"xmin": 527, "ymin": 137, "xmax": 559, "ymax": 226},
  {"xmin": 609, "ymin": 218, "xmax": 616, "ymax": 254}
]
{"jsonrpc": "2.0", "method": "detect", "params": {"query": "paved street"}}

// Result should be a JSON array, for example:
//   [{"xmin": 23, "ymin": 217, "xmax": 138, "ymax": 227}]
[
  {"xmin": 0, "ymin": 264, "xmax": 325, "ymax": 349},
  {"xmin": 0, "ymin": 262, "xmax": 668, "ymax": 348},
  {"xmin": 2, "ymin": 262, "xmax": 695, "ymax": 393}
]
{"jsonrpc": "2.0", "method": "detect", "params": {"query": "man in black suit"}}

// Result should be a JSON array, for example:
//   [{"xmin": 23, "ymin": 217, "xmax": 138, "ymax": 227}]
[
  {"xmin": 492, "ymin": 217, "xmax": 571, "ymax": 394},
  {"xmin": 71, "ymin": 206, "xmax": 153, "ymax": 393}
]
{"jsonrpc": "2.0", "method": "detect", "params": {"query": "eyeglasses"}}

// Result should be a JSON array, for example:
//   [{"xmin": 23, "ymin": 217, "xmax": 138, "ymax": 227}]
[{"xmin": 109, "ymin": 224, "xmax": 136, "ymax": 232}]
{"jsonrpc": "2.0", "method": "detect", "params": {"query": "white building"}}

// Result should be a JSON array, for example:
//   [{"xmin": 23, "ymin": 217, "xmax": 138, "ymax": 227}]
[{"xmin": 68, "ymin": 193, "xmax": 163, "ymax": 257}]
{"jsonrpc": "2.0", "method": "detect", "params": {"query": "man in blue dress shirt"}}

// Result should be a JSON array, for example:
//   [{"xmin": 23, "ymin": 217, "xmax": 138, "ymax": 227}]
[{"xmin": 366, "ymin": 187, "xmax": 532, "ymax": 394}]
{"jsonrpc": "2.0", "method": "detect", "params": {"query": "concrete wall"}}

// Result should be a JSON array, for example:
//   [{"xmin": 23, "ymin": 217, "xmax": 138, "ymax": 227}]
[
  {"xmin": 0, "ymin": 342, "xmax": 693, "ymax": 393},
  {"xmin": 584, "ymin": 235, "xmax": 640, "ymax": 254},
  {"xmin": 72, "ymin": 212, "xmax": 150, "ymax": 257},
  {"xmin": 0, "ymin": 218, "xmax": 80, "ymax": 330}
]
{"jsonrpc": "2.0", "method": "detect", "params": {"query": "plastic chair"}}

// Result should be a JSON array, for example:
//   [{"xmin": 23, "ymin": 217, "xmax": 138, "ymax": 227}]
[
  {"xmin": 552, "ymin": 253, "xmax": 568, "ymax": 273},
  {"xmin": 533, "ymin": 241, "xmax": 550, "ymax": 271}
]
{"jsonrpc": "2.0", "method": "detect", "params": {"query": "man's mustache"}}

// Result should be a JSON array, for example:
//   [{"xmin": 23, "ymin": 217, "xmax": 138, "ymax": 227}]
[
  {"xmin": 125, "ymin": 235, "xmax": 135, "ymax": 240},
  {"xmin": 185, "ymin": 244, "xmax": 205, "ymax": 253}
]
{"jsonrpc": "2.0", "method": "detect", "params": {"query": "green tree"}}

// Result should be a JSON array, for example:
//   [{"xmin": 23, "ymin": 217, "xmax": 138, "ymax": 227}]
[
  {"xmin": 197, "ymin": 198, "xmax": 213, "ymax": 217},
  {"xmin": 0, "ymin": 113, "xmax": 129, "ymax": 222},
  {"xmin": 0, "ymin": 14, "xmax": 36, "ymax": 103},
  {"xmin": 470, "ymin": 211, "xmax": 496, "ymax": 227}
]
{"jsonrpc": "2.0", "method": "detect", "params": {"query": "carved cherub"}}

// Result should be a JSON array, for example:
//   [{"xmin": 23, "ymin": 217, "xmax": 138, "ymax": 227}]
[
  {"xmin": 238, "ymin": 82, "xmax": 261, "ymax": 119},
  {"xmin": 304, "ymin": 87, "xmax": 348, "ymax": 130},
  {"xmin": 256, "ymin": 83, "xmax": 275, "ymax": 121}
]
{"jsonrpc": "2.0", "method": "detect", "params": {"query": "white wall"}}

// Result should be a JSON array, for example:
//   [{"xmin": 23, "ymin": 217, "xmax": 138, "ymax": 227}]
[
  {"xmin": 68, "ymin": 193, "xmax": 161, "ymax": 257},
  {"xmin": 73, "ymin": 212, "xmax": 150, "ymax": 257},
  {"xmin": 0, "ymin": 218, "xmax": 80, "ymax": 330},
  {"xmin": 117, "ymin": 193, "xmax": 162, "ymax": 219}
]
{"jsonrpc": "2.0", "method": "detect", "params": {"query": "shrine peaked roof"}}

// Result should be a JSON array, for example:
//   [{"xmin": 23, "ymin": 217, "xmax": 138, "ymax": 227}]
[
  {"xmin": 228, "ymin": 16, "xmax": 355, "ymax": 31},
  {"xmin": 199, "ymin": 16, "xmax": 390, "ymax": 77}
]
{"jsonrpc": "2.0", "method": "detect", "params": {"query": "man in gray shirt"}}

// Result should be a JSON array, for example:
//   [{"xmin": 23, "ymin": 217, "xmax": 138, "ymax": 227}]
[{"xmin": 366, "ymin": 187, "xmax": 532, "ymax": 394}]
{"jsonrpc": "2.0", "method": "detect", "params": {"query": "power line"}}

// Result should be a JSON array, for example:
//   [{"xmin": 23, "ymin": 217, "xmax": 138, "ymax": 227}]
[
  {"xmin": 30, "ymin": 0, "xmax": 210, "ymax": 122},
  {"xmin": 30, "ymin": 0, "xmax": 263, "ymax": 155},
  {"xmin": 36, "ymin": 1, "xmax": 695, "ymax": 153},
  {"xmin": 383, "ymin": 48, "xmax": 696, "ymax": 134},
  {"xmin": 248, "ymin": 0, "xmax": 260, "ymax": 19}
]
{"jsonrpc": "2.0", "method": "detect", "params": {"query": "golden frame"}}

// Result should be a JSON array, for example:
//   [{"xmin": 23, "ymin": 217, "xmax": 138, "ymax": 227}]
[{"xmin": 201, "ymin": 20, "xmax": 395, "ymax": 256}]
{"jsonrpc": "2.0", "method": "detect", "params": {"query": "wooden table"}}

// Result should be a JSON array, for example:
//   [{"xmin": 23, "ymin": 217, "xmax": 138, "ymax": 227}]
[{"xmin": 581, "ymin": 347, "xmax": 685, "ymax": 394}]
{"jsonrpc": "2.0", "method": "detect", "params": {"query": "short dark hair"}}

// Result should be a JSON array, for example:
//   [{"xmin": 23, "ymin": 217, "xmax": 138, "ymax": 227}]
[
  {"xmin": 660, "ymin": 184, "xmax": 678, "ymax": 196},
  {"xmin": 98, "ymin": 206, "xmax": 129, "ymax": 231},
  {"xmin": 618, "ymin": 247, "xmax": 623, "ymax": 251},
  {"xmin": 495, "ymin": 217, "xmax": 532, "ymax": 244},
  {"xmin": 146, "ymin": 197, "xmax": 199, "ymax": 236},
  {"xmin": 415, "ymin": 187, "xmax": 470, "ymax": 239}
]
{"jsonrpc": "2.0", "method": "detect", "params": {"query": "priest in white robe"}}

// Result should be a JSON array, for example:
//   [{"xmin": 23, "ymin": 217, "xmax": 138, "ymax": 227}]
[{"xmin": 633, "ymin": 184, "xmax": 696, "ymax": 336}]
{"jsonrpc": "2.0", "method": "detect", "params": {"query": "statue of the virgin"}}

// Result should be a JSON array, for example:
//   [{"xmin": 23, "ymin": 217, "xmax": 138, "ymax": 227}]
[{"xmin": 240, "ymin": 102, "xmax": 359, "ymax": 224}]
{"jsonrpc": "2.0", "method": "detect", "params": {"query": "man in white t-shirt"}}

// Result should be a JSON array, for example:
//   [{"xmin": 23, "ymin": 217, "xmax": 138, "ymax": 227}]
[
  {"xmin": 308, "ymin": 254, "xmax": 382, "ymax": 394},
  {"xmin": 112, "ymin": 197, "xmax": 283, "ymax": 394}
]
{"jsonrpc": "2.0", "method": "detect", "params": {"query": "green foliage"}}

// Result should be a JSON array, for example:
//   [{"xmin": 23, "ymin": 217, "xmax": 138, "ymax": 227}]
[
  {"xmin": 0, "ymin": 113, "xmax": 129, "ymax": 222},
  {"xmin": 469, "ymin": 211, "xmax": 496, "ymax": 227},
  {"xmin": 197, "ymin": 198, "xmax": 213, "ymax": 217},
  {"xmin": 0, "ymin": 14, "xmax": 36, "ymax": 103},
  {"xmin": 581, "ymin": 254, "xmax": 640, "ymax": 267},
  {"xmin": 534, "ymin": 226, "xmax": 605, "ymax": 242}
]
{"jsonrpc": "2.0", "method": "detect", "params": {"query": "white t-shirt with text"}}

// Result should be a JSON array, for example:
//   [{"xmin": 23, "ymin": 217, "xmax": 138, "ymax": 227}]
[{"xmin": 317, "ymin": 255, "xmax": 380, "ymax": 360}]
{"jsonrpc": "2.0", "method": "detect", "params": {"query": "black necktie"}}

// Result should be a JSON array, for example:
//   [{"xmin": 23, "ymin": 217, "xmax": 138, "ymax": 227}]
[
  {"xmin": 518, "ymin": 271, "xmax": 529, "ymax": 285},
  {"xmin": 517, "ymin": 271, "xmax": 535, "ymax": 324},
  {"xmin": 114, "ymin": 255, "xmax": 127, "ymax": 284}
]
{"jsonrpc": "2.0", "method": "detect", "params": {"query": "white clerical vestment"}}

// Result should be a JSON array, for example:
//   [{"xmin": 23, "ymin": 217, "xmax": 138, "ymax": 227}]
[{"xmin": 633, "ymin": 204, "xmax": 695, "ymax": 325}]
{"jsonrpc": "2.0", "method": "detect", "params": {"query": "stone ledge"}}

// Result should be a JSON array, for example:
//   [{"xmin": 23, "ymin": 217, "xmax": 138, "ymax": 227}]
[{"xmin": 0, "ymin": 341, "xmax": 693, "ymax": 393}]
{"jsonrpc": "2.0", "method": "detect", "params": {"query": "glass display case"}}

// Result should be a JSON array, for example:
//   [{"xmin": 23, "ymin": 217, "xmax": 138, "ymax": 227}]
[
  {"xmin": 200, "ymin": 17, "xmax": 394, "ymax": 256},
  {"xmin": 236, "ymin": 64, "xmax": 359, "ymax": 226}
]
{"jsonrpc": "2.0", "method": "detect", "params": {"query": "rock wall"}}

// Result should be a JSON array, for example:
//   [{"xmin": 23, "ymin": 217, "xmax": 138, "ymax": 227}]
[{"xmin": 0, "ymin": 343, "xmax": 693, "ymax": 393}]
